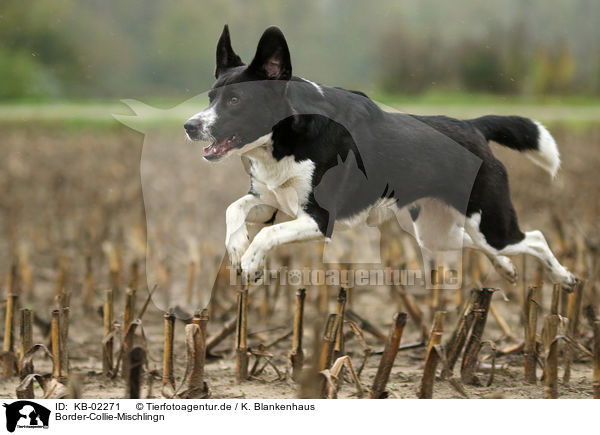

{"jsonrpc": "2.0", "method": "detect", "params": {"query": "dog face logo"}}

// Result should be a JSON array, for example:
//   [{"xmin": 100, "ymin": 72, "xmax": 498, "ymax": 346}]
[{"xmin": 3, "ymin": 401, "xmax": 50, "ymax": 432}]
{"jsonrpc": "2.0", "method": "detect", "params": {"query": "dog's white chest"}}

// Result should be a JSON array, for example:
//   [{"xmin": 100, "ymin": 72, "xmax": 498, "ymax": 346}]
[{"xmin": 244, "ymin": 146, "xmax": 315, "ymax": 217}]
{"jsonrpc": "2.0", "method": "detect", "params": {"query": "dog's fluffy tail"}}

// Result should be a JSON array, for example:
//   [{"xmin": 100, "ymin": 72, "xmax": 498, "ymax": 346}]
[{"xmin": 469, "ymin": 115, "xmax": 560, "ymax": 177}]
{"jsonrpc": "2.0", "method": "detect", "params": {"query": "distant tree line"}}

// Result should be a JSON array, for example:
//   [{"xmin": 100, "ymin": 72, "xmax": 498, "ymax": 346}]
[
  {"xmin": 378, "ymin": 24, "xmax": 588, "ymax": 95},
  {"xmin": 0, "ymin": 0, "xmax": 597, "ymax": 100}
]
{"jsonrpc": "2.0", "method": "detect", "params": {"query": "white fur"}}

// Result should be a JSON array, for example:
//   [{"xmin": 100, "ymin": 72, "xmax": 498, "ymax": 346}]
[
  {"xmin": 333, "ymin": 197, "xmax": 573, "ymax": 287},
  {"xmin": 224, "ymin": 141, "xmax": 318, "ymax": 275},
  {"xmin": 335, "ymin": 198, "xmax": 573, "ymax": 288},
  {"xmin": 463, "ymin": 213, "xmax": 518, "ymax": 283},
  {"xmin": 232, "ymin": 133, "xmax": 273, "ymax": 156},
  {"xmin": 528, "ymin": 121, "xmax": 561, "ymax": 177},
  {"xmin": 243, "ymin": 144, "xmax": 315, "ymax": 217},
  {"xmin": 225, "ymin": 194, "xmax": 275, "ymax": 267},
  {"xmin": 187, "ymin": 106, "xmax": 217, "ymax": 140},
  {"xmin": 335, "ymin": 197, "xmax": 397, "ymax": 230},
  {"xmin": 336, "ymin": 198, "xmax": 467, "ymax": 252},
  {"xmin": 241, "ymin": 212, "xmax": 324, "ymax": 275},
  {"xmin": 300, "ymin": 77, "xmax": 324, "ymax": 96},
  {"xmin": 410, "ymin": 198, "xmax": 470, "ymax": 252},
  {"xmin": 465, "ymin": 212, "xmax": 574, "ymax": 287}
]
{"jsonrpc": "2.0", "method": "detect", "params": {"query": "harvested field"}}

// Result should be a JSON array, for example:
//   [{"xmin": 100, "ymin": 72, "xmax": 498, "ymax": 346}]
[{"xmin": 0, "ymin": 114, "xmax": 599, "ymax": 399}]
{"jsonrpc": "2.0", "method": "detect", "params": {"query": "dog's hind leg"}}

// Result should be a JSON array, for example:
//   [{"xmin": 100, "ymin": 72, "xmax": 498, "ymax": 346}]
[
  {"xmin": 462, "ymin": 214, "xmax": 519, "ymax": 284},
  {"xmin": 408, "ymin": 199, "xmax": 483, "ymax": 288},
  {"xmin": 462, "ymin": 152, "xmax": 576, "ymax": 288},
  {"xmin": 465, "ymin": 212, "xmax": 576, "ymax": 291},
  {"xmin": 498, "ymin": 230, "xmax": 576, "ymax": 291}
]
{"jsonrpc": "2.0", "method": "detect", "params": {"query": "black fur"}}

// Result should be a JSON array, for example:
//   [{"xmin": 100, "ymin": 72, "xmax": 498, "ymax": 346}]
[
  {"xmin": 248, "ymin": 26, "xmax": 292, "ymax": 80},
  {"xmin": 469, "ymin": 115, "xmax": 540, "ymax": 151},
  {"xmin": 215, "ymin": 25, "xmax": 244, "ymax": 78},
  {"xmin": 412, "ymin": 115, "xmax": 526, "ymax": 249}
]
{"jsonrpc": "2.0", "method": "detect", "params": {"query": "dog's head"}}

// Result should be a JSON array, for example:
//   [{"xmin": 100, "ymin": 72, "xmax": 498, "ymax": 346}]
[{"xmin": 184, "ymin": 25, "xmax": 294, "ymax": 161}]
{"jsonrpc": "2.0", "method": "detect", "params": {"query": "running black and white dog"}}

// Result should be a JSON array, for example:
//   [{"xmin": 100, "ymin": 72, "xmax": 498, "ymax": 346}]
[{"xmin": 184, "ymin": 25, "xmax": 576, "ymax": 290}]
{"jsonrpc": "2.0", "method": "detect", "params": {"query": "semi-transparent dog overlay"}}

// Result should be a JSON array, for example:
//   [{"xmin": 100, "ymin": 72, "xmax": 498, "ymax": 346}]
[{"xmin": 114, "ymin": 80, "xmax": 482, "ymax": 313}]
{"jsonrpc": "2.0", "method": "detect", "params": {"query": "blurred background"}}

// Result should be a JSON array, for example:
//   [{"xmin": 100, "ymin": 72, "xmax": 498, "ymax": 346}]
[{"xmin": 1, "ymin": 0, "xmax": 598, "ymax": 101}]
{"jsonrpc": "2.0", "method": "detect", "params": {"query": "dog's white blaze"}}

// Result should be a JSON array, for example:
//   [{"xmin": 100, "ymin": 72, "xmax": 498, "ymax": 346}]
[
  {"xmin": 528, "ymin": 121, "xmax": 561, "ymax": 177},
  {"xmin": 188, "ymin": 106, "xmax": 217, "ymax": 138}
]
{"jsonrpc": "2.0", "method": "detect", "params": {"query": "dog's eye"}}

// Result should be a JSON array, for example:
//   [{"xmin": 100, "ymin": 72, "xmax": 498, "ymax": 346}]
[{"xmin": 229, "ymin": 96, "xmax": 240, "ymax": 105}]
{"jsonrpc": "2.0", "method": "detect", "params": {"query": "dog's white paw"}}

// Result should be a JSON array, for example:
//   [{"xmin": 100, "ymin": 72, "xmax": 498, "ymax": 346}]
[
  {"xmin": 492, "ymin": 255, "xmax": 518, "ymax": 285},
  {"xmin": 547, "ymin": 263, "xmax": 577, "ymax": 292},
  {"xmin": 558, "ymin": 271, "xmax": 578, "ymax": 293},
  {"xmin": 240, "ymin": 245, "xmax": 266, "ymax": 280},
  {"xmin": 226, "ymin": 229, "xmax": 249, "ymax": 269}
]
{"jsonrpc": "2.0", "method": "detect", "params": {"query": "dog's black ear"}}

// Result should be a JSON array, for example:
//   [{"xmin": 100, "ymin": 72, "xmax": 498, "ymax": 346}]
[
  {"xmin": 249, "ymin": 26, "xmax": 292, "ymax": 80},
  {"xmin": 215, "ymin": 24, "xmax": 244, "ymax": 78}
]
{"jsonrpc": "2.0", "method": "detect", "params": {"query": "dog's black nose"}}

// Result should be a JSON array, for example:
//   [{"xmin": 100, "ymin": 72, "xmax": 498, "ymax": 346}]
[{"xmin": 184, "ymin": 119, "xmax": 200, "ymax": 134}]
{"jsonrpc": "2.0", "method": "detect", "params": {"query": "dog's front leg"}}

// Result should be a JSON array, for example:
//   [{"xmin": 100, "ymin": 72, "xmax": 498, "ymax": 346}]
[
  {"xmin": 241, "ymin": 213, "xmax": 324, "ymax": 277},
  {"xmin": 226, "ymin": 194, "xmax": 276, "ymax": 268}
]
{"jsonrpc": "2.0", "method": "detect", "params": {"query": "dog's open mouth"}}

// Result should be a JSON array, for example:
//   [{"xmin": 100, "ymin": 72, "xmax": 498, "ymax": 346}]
[{"xmin": 203, "ymin": 135, "xmax": 241, "ymax": 160}]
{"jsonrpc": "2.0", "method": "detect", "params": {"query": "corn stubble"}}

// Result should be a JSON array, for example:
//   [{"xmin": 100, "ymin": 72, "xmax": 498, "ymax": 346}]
[
  {"xmin": 370, "ymin": 312, "xmax": 407, "ymax": 398},
  {"xmin": 1, "ymin": 197, "xmax": 598, "ymax": 402}
]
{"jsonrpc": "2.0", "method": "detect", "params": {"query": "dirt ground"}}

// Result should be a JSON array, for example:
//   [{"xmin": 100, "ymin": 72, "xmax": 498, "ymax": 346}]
[{"xmin": 0, "ymin": 119, "xmax": 598, "ymax": 399}]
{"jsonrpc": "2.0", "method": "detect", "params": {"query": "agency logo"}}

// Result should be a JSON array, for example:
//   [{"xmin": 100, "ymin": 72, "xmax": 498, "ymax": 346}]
[{"xmin": 2, "ymin": 401, "xmax": 50, "ymax": 433}]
